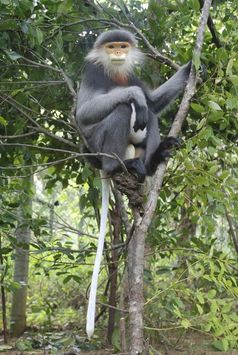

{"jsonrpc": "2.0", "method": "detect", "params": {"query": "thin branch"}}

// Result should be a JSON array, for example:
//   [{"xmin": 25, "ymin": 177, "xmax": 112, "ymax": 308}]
[
  {"xmin": 198, "ymin": 0, "xmax": 222, "ymax": 48},
  {"xmin": 0, "ymin": 132, "xmax": 38, "ymax": 139},
  {"xmin": 21, "ymin": 57, "xmax": 60, "ymax": 72},
  {"xmin": 60, "ymin": 69, "xmax": 76, "ymax": 97},
  {"xmin": 0, "ymin": 94, "xmax": 79, "ymax": 150},
  {"xmin": 0, "ymin": 142, "xmax": 129, "ymax": 163},
  {"xmin": 0, "ymin": 155, "xmax": 78, "ymax": 170},
  {"xmin": 0, "ymin": 80, "xmax": 64, "ymax": 85},
  {"xmin": 4, "ymin": 56, "xmax": 76, "ymax": 97},
  {"xmin": 225, "ymin": 209, "xmax": 238, "ymax": 254}
]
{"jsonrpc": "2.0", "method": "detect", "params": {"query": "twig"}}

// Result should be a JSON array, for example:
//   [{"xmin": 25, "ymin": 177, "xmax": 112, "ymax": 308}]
[
  {"xmin": 198, "ymin": 0, "xmax": 222, "ymax": 48},
  {"xmin": 0, "ymin": 142, "xmax": 127, "ymax": 162},
  {"xmin": 1, "ymin": 94, "xmax": 79, "ymax": 150}
]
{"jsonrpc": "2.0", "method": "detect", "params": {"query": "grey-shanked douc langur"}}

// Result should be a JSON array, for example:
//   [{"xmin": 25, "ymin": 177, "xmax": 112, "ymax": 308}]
[{"xmin": 76, "ymin": 29, "xmax": 191, "ymax": 338}]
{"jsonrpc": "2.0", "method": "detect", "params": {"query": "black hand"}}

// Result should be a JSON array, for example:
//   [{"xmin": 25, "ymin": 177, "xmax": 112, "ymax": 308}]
[{"xmin": 133, "ymin": 101, "xmax": 148, "ymax": 132}]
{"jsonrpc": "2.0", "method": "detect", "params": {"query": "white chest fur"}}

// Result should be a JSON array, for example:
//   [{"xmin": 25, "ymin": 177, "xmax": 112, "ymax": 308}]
[{"xmin": 124, "ymin": 103, "xmax": 147, "ymax": 160}]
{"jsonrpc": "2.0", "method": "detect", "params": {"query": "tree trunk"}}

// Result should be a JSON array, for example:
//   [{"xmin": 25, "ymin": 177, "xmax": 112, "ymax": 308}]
[
  {"xmin": 107, "ymin": 206, "xmax": 120, "ymax": 344},
  {"xmin": 127, "ymin": 1, "xmax": 212, "ymax": 352},
  {"xmin": 10, "ymin": 174, "xmax": 33, "ymax": 337},
  {"xmin": 127, "ymin": 214, "xmax": 145, "ymax": 354},
  {"xmin": 0, "ymin": 235, "xmax": 8, "ymax": 343}
]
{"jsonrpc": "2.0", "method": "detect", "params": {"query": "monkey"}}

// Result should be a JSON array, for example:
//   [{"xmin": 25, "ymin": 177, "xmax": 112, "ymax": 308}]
[{"xmin": 76, "ymin": 29, "xmax": 191, "ymax": 338}]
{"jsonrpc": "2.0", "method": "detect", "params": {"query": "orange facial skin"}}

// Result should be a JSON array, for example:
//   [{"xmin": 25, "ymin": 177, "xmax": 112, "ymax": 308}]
[
  {"xmin": 103, "ymin": 41, "xmax": 132, "ymax": 85},
  {"xmin": 104, "ymin": 41, "xmax": 131, "ymax": 57}
]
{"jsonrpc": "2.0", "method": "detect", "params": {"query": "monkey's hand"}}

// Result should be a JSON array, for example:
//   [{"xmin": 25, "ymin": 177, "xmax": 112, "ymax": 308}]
[
  {"xmin": 132, "ymin": 101, "xmax": 148, "ymax": 131},
  {"xmin": 127, "ymin": 86, "xmax": 148, "ymax": 131}
]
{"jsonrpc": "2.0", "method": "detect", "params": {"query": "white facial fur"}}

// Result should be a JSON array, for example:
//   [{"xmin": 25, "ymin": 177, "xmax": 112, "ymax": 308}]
[{"xmin": 86, "ymin": 45, "xmax": 144, "ymax": 77}]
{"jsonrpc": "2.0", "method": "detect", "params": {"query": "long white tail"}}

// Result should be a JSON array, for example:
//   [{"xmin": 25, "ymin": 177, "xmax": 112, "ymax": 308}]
[{"xmin": 86, "ymin": 171, "xmax": 110, "ymax": 338}]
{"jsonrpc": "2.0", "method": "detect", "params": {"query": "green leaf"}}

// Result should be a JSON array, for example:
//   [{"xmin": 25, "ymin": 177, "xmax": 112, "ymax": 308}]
[
  {"xmin": 192, "ymin": 0, "xmax": 200, "ymax": 11},
  {"xmin": 0, "ymin": 20, "xmax": 19, "ymax": 30},
  {"xmin": 0, "ymin": 115, "xmax": 7, "ymax": 126},
  {"xmin": 226, "ymin": 58, "xmax": 233, "ymax": 76},
  {"xmin": 0, "ymin": 247, "xmax": 12, "ymax": 255},
  {"xmin": 15, "ymin": 339, "xmax": 33, "ymax": 352},
  {"xmin": 212, "ymin": 339, "xmax": 229, "ymax": 351},
  {"xmin": 196, "ymin": 292, "xmax": 205, "ymax": 304},
  {"xmin": 196, "ymin": 117, "xmax": 207, "ymax": 130},
  {"xmin": 207, "ymin": 289, "xmax": 216, "ymax": 299},
  {"xmin": 35, "ymin": 28, "xmax": 44, "ymax": 45},
  {"xmin": 4, "ymin": 50, "xmax": 22, "ymax": 61},
  {"xmin": 216, "ymin": 47, "xmax": 228, "ymax": 61},
  {"xmin": 71, "ymin": 275, "xmax": 82, "ymax": 284},
  {"xmin": 226, "ymin": 98, "xmax": 238, "ymax": 109},
  {"xmin": 181, "ymin": 319, "xmax": 191, "ymax": 329},
  {"xmin": 191, "ymin": 103, "xmax": 205, "ymax": 113},
  {"xmin": 193, "ymin": 51, "xmax": 201, "ymax": 71},
  {"xmin": 57, "ymin": 0, "xmax": 73, "ymax": 14},
  {"xmin": 63, "ymin": 275, "xmax": 72, "ymax": 284},
  {"xmin": 208, "ymin": 101, "xmax": 222, "ymax": 111},
  {"xmin": 196, "ymin": 304, "xmax": 203, "ymax": 315},
  {"xmin": 208, "ymin": 165, "xmax": 219, "ymax": 174}
]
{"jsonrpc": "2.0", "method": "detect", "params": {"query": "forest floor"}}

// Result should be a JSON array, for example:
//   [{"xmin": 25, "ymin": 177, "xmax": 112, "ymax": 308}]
[{"xmin": 1, "ymin": 331, "xmax": 238, "ymax": 354}]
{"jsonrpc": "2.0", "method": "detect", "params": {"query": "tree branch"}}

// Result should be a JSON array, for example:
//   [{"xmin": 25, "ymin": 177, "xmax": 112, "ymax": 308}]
[
  {"xmin": 127, "ymin": 1, "xmax": 213, "ymax": 353},
  {"xmin": 199, "ymin": 0, "xmax": 222, "ymax": 48},
  {"xmin": 225, "ymin": 209, "xmax": 238, "ymax": 254}
]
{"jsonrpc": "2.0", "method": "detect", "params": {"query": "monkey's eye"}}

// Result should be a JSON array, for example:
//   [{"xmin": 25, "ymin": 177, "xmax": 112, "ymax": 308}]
[
  {"xmin": 121, "ymin": 44, "xmax": 128, "ymax": 49},
  {"xmin": 108, "ymin": 44, "xmax": 114, "ymax": 49}
]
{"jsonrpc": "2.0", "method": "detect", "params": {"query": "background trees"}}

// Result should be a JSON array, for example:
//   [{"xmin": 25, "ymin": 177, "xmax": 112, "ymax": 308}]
[{"xmin": 0, "ymin": 0, "xmax": 237, "ymax": 353}]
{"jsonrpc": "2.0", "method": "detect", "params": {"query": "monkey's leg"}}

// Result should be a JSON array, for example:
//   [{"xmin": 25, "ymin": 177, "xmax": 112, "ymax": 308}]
[
  {"xmin": 86, "ymin": 104, "xmax": 147, "ymax": 180},
  {"xmin": 84, "ymin": 103, "xmax": 131, "ymax": 173},
  {"xmin": 145, "ymin": 113, "xmax": 179, "ymax": 175},
  {"xmin": 101, "ymin": 104, "xmax": 147, "ymax": 181},
  {"xmin": 100, "ymin": 104, "xmax": 132, "ymax": 173}
]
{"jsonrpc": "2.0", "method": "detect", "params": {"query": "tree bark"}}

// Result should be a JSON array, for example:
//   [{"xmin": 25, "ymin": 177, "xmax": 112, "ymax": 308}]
[
  {"xmin": 10, "ymin": 174, "xmax": 33, "ymax": 337},
  {"xmin": 127, "ymin": 1, "xmax": 213, "ymax": 353},
  {"xmin": 107, "ymin": 206, "xmax": 121, "ymax": 344},
  {"xmin": 0, "ymin": 235, "xmax": 8, "ymax": 343}
]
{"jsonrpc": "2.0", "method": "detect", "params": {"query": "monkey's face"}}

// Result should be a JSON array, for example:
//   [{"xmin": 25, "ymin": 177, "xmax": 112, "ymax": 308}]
[{"xmin": 104, "ymin": 42, "xmax": 131, "ymax": 65}]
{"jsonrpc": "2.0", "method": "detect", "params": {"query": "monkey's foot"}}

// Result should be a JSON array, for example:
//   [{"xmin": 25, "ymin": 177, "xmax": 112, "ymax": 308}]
[{"xmin": 124, "ymin": 158, "xmax": 146, "ymax": 183}]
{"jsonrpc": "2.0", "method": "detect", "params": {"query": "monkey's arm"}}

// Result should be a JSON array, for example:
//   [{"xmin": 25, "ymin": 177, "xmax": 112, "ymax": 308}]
[
  {"xmin": 147, "ymin": 62, "xmax": 191, "ymax": 114},
  {"xmin": 76, "ymin": 83, "xmax": 147, "ymax": 126}
]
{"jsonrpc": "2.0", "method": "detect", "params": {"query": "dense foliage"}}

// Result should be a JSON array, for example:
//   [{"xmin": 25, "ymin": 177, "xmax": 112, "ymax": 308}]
[{"xmin": 0, "ymin": 0, "xmax": 237, "ymax": 353}]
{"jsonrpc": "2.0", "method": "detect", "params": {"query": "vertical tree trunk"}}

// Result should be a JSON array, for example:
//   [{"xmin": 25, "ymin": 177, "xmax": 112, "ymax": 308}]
[
  {"xmin": 127, "ymin": 1, "xmax": 212, "ymax": 352},
  {"xmin": 10, "ymin": 174, "xmax": 33, "ymax": 337},
  {"xmin": 0, "ymin": 235, "xmax": 8, "ymax": 343},
  {"xmin": 127, "ymin": 211, "xmax": 146, "ymax": 355},
  {"xmin": 107, "ymin": 206, "xmax": 120, "ymax": 344}
]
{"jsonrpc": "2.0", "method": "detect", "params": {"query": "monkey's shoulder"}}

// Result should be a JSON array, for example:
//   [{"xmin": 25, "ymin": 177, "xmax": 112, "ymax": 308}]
[{"xmin": 82, "ymin": 62, "xmax": 113, "ymax": 91}]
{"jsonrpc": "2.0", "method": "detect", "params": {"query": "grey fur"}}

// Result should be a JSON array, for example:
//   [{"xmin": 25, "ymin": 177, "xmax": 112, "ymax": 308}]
[
  {"xmin": 93, "ymin": 29, "xmax": 137, "ymax": 48},
  {"xmin": 76, "ymin": 30, "xmax": 191, "ymax": 176}
]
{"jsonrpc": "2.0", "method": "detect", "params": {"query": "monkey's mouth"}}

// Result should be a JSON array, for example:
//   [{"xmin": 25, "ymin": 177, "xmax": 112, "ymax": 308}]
[{"xmin": 111, "ymin": 57, "xmax": 126, "ymax": 65}]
